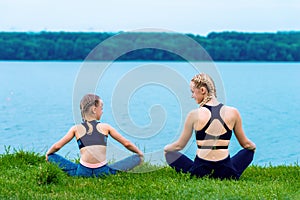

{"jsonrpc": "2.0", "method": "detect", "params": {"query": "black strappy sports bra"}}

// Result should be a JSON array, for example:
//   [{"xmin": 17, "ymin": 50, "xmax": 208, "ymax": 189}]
[
  {"xmin": 77, "ymin": 120, "xmax": 107, "ymax": 149},
  {"xmin": 195, "ymin": 103, "xmax": 232, "ymax": 150}
]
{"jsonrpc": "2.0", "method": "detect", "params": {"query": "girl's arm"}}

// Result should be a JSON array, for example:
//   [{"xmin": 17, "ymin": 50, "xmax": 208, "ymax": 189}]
[
  {"xmin": 45, "ymin": 126, "xmax": 76, "ymax": 160},
  {"xmin": 105, "ymin": 124, "xmax": 144, "ymax": 158}
]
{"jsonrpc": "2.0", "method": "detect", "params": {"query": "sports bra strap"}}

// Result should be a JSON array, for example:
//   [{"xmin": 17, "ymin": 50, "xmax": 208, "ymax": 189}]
[
  {"xmin": 195, "ymin": 103, "xmax": 232, "ymax": 141},
  {"xmin": 197, "ymin": 145, "xmax": 228, "ymax": 150},
  {"xmin": 202, "ymin": 104, "xmax": 231, "ymax": 132}
]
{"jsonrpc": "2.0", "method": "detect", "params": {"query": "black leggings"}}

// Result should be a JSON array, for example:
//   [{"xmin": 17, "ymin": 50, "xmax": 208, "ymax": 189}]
[{"xmin": 165, "ymin": 149, "xmax": 254, "ymax": 180}]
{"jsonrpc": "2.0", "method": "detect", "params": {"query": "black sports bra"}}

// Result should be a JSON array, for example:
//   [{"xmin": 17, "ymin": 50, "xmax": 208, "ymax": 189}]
[
  {"xmin": 77, "ymin": 120, "xmax": 107, "ymax": 149},
  {"xmin": 195, "ymin": 103, "xmax": 232, "ymax": 150}
]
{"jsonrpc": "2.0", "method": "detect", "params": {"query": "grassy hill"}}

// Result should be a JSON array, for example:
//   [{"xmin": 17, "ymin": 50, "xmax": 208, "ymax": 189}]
[{"xmin": 0, "ymin": 150, "xmax": 299, "ymax": 199}]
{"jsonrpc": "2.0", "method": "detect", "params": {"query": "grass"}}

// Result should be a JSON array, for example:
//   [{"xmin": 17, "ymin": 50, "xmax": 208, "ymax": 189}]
[{"xmin": 0, "ymin": 149, "xmax": 299, "ymax": 200}]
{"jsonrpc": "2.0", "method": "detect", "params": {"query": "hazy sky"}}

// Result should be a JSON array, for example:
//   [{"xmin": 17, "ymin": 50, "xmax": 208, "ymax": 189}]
[{"xmin": 1, "ymin": 0, "xmax": 299, "ymax": 36}]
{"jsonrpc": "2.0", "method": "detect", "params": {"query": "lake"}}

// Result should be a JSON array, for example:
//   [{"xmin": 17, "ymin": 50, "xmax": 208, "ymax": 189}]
[{"xmin": 0, "ymin": 61, "xmax": 299, "ymax": 166}]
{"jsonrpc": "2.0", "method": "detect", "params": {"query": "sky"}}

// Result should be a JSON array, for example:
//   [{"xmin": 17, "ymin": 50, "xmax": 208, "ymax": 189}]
[{"xmin": 0, "ymin": 0, "xmax": 299, "ymax": 36}]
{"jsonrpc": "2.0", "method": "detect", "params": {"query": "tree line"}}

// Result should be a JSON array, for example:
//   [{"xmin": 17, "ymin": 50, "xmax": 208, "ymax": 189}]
[{"xmin": 0, "ymin": 31, "xmax": 299, "ymax": 61}]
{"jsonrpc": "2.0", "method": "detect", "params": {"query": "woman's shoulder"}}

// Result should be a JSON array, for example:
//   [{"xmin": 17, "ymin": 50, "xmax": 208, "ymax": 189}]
[
  {"xmin": 189, "ymin": 107, "xmax": 203, "ymax": 116},
  {"xmin": 222, "ymin": 104, "xmax": 241, "ymax": 117},
  {"xmin": 188, "ymin": 107, "xmax": 210, "ymax": 121},
  {"xmin": 223, "ymin": 104, "xmax": 238, "ymax": 111}
]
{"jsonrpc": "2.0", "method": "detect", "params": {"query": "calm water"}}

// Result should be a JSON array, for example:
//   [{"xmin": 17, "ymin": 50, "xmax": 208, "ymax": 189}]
[{"xmin": 0, "ymin": 61, "xmax": 299, "ymax": 166}]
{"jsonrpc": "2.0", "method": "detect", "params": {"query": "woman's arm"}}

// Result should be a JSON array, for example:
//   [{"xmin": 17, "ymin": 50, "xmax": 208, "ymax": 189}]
[
  {"xmin": 45, "ymin": 126, "xmax": 76, "ymax": 160},
  {"xmin": 164, "ymin": 111, "xmax": 195, "ymax": 152},
  {"xmin": 105, "ymin": 124, "xmax": 144, "ymax": 158},
  {"xmin": 233, "ymin": 108, "xmax": 256, "ymax": 151}
]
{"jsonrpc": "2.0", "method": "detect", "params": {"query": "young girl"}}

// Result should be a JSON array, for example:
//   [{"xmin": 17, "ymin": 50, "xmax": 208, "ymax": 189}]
[
  {"xmin": 46, "ymin": 94, "xmax": 143, "ymax": 177},
  {"xmin": 164, "ymin": 73, "xmax": 256, "ymax": 179}
]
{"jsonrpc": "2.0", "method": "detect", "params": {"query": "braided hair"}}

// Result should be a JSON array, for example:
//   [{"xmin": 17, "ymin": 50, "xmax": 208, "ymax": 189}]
[
  {"xmin": 80, "ymin": 94, "xmax": 101, "ymax": 134},
  {"xmin": 191, "ymin": 73, "xmax": 217, "ymax": 107}
]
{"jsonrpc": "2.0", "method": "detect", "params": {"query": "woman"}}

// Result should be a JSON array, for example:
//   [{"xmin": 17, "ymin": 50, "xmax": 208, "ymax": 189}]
[
  {"xmin": 46, "ymin": 94, "xmax": 144, "ymax": 177},
  {"xmin": 164, "ymin": 73, "xmax": 256, "ymax": 180}
]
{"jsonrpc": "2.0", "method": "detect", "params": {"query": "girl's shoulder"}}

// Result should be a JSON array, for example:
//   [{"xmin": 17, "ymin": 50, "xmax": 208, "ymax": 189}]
[
  {"xmin": 96, "ymin": 122, "xmax": 112, "ymax": 135},
  {"xmin": 97, "ymin": 122, "xmax": 111, "ymax": 128}
]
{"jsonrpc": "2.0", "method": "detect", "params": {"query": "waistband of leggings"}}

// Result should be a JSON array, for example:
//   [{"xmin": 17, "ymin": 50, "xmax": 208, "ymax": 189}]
[
  {"xmin": 80, "ymin": 159, "xmax": 107, "ymax": 168},
  {"xmin": 195, "ymin": 155, "xmax": 230, "ymax": 164}
]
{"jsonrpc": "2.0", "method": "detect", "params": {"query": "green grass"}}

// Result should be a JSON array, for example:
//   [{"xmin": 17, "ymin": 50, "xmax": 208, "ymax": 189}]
[{"xmin": 0, "ymin": 149, "xmax": 299, "ymax": 200}]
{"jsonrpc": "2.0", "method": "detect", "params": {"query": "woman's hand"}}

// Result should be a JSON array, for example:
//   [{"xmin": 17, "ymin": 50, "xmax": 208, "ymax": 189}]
[{"xmin": 246, "ymin": 146, "xmax": 256, "ymax": 152}]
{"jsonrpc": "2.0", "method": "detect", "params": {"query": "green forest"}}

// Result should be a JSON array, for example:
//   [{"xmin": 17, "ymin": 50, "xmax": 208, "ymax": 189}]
[{"xmin": 0, "ymin": 31, "xmax": 299, "ymax": 61}]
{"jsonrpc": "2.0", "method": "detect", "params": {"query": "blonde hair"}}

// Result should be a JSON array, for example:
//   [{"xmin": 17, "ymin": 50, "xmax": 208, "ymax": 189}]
[
  {"xmin": 191, "ymin": 73, "xmax": 217, "ymax": 107},
  {"xmin": 80, "ymin": 94, "xmax": 101, "ymax": 122}
]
